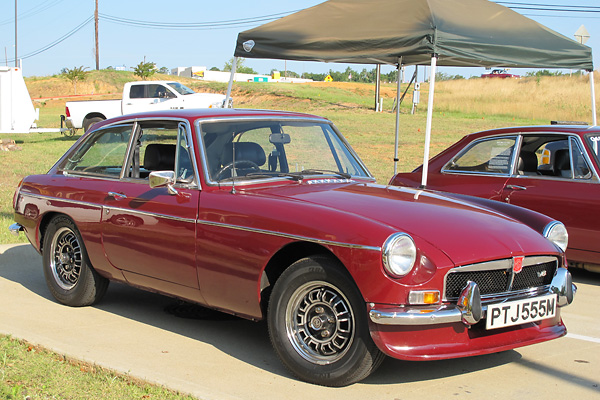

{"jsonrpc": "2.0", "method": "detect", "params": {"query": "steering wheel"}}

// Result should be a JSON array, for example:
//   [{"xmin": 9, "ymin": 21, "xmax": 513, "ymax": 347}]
[{"xmin": 215, "ymin": 160, "xmax": 260, "ymax": 181}]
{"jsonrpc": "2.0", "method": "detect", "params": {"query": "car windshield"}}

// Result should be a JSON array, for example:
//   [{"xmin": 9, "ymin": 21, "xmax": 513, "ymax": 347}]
[
  {"xmin": 585, "ymin": 133, "xmax": 600, "ymax": 165},
  {"xmin": 166, "ymin": 82, "xmax": 195, "ymax": 95},
  {"xmin": 199, "ymin": 119, "xmax": 371, "ymax": 183}
]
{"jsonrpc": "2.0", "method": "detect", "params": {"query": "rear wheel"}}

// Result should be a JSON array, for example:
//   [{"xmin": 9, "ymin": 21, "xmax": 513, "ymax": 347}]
[
  {"xmin": 268, "ymin": 256, "xmax": 384, "ymax": 386},
  {"xmin": 42, "ymin": 216, "xmax": 108, "ymax": 306},
  {"xmin": 83, "ymin": 116, "xmax": 104, "ymax": 133}
]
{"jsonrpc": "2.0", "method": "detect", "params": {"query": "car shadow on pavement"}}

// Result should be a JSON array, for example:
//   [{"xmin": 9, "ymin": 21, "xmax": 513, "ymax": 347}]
[
  {"xmin": 0, "ymin": 243, "xmax": 569, "ymax": 386},
  {"xmin": 570, "ymin": 268, "xmax": 600, "ymax": 287}
]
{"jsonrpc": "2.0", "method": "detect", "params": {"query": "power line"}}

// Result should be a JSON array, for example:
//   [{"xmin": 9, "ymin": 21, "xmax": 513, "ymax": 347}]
[
  {"xmin": 6, "ymin": 16, "xmax": 93, "ymax": 63},
  {"xmin": 0, "ymin": 0, "xmax": 66, "ymax": 26},
  {"xmin": 98, "ymin": 9, "xmax": 303, "ymax": 30}
]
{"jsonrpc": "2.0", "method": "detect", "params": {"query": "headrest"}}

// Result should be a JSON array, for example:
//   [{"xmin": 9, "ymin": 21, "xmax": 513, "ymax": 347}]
[
  {"xmin": 554, "ymin": 149, "xmax": 570, "ymax": 171},
  {"xmin": 144, "ymin": 144, "xmax": 176, "ymax": 171},
  {"xmin": 221, "ymin": 142, "xmax": 266, "ymax": 167},
  {"xmin": 518, "ymin": 151, "xmax": 538, "ymax": 173}
]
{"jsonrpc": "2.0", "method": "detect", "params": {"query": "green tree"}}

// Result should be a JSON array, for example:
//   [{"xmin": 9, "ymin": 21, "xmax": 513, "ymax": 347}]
[
  {"xmin": 133, "ymin": 60, "xmax": 157, "ymax": 80},
  {"xmin": 223, "ymin": 58, "xmax": 258, "ymax": 74},
  {"xmin": 61, "ymin": 66, "xmax": 88, "ymax": 94}
]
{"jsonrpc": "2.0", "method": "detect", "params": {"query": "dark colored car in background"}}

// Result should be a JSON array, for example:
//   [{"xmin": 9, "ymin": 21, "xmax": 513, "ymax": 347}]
[
  {"xmin": 391, "ymin": 124, "xmax": 600, "ymax": 273},
  {"xmin": 481, "ymin": 69, "xmax": 520, "ymax": 78},
  {"xmin": 11, "ymin": 109, "xmax": 575, "ymax": 386}
]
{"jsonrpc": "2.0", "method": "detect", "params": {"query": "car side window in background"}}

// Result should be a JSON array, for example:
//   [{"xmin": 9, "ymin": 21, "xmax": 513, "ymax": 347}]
[
  {"xmin": 570, "ymin": 137, "xmax": 592, "ymax": 179},
  {"xmin": 129, "ymin": 85, "xmax": 145, "ymax": 99},
  {"xmin": 444, "ymin": 137, "xmax": 516, "ymax": 174},
  {"xmin": 62, "ymin": 125, "xmax": 133, "ymax": 177}
]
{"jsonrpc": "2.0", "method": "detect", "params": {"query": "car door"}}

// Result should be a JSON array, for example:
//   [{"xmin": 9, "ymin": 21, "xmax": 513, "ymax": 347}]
[
  {"xmin": 502, "ymin": 136, "xmax": 600, "ymax": 261},
  {"xmin": 100, "ymin": 120, "xmax": 201, "ymax": 289},
  {"xmin": 123, "ymin": 83, "xmax": 180, "ymax": 115},
  {"xmin": 430, "ymin": 135, "xmax": 517, "ymax": 200}
]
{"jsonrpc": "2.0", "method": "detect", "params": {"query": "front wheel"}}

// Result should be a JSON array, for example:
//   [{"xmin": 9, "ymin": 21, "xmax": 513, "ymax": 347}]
[
  {"xmin": 42, "ymin": 215, "xmax": 109, "ymax": 306},
  {"xmin": 268, "ymin": 256, "xmax": 384, "ymax": 386}
]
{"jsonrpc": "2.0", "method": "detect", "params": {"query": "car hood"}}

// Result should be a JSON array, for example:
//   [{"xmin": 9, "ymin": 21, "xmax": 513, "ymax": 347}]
[{"xmin": 257, "ymin": 181, "xmax": 558, "ymax": 266}]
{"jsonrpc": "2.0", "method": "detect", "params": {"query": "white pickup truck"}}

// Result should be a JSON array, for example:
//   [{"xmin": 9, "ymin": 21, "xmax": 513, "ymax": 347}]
[{"xmin": 64, "ymin": 81, "xmax": 229, "ymax": 132}]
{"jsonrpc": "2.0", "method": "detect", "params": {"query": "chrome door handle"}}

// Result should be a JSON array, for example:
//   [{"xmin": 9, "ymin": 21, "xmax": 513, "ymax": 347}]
[
  {"xmin": 108, "ymin": 191, "xmax": 127, "ymax": 200},
  {"xmin": 506, "ymin": 185, "xmax": 527, "ymax": 191}
]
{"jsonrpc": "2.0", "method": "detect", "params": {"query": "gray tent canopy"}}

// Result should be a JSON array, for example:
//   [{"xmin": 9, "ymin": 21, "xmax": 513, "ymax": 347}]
[
  {"xmin": 234, "ymin": 0, "xmax": 593, "ymax": 70},
  {"xmin": 226, "ymin": 0, "xmax": 596, "ymax": 185}
]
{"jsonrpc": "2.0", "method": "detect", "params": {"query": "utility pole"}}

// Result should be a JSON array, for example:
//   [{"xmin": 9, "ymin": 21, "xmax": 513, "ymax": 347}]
[
  {"xmin": 95, "ymin": 0, "xmax": 99, "ymax": 70},
  {"xmin": 15, "ymin": 0, "xmax": 18, "ymax": 67}
]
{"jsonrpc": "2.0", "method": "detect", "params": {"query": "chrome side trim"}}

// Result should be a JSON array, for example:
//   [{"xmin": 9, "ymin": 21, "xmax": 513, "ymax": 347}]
[
  {"xmin": 197, "ymin": 220, "xmax": 382, "ymax": 251},
  {"xmin": 9, "ymin": 223, "xmax": 23, "ymax": 236},
  {"xmin": 19, "ymin": 193, "xmax": 102, "ymax": 210},
  {"xmin": 19, "ymin": 193, "xmax": 380, "ymax": 251},
  {"xmin": 370, "ymin": 267, "xmax": 574, "ymax": 326},
  {"xmin": 104, "ymin": 205, "xmax": 196, "ymax": 224}
]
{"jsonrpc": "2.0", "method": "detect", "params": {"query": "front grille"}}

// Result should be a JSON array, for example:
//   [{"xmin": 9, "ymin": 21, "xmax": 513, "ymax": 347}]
[{"xmin": 444, "ymin": 257, "xmax": 557, "ymax": 300}]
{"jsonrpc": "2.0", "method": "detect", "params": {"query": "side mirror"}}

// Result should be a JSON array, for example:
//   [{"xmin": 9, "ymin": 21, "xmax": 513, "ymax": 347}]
[{"xmin": 149, "ymin": 170, "xmax": 178, "ymax": 195}]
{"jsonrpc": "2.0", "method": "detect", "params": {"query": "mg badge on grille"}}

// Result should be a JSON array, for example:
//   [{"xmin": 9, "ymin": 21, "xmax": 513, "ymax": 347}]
[{"xmin": 513, "ymin": 256, "xmax": 524, "ymax": 274}]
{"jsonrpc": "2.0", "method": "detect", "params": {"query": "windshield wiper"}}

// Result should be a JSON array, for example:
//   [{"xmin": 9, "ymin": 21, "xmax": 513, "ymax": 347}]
[
  {"xmin": 298, "ymin": 169, "xmax": 352, "ymax": 179},
  {"xmin": 245, "ymin": 172, "xmax": 303, "ymax": 181}
]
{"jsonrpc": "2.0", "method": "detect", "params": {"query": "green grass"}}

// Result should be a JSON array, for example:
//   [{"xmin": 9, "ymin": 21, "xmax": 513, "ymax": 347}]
[{"xmin": 0, "ymin": 336, "xmax": 197, "ymax": 400}]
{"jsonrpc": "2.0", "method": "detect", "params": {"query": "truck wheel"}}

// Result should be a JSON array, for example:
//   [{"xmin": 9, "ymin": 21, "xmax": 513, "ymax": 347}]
[
  {"xmin": 42, "ymin": 215, "xmax": 109, "ymax": 306},
  {"xmin": 83, "ymin": 117, "xmax": 104, "ymax": 133},
  {"xmin": 267, "ymin": 256, "xmax": 385, "ymax": 387}
]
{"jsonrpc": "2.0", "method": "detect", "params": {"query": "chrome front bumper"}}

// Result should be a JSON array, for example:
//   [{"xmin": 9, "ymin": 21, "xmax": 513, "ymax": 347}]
[
  {"xmin": 8, "ymin": 223, "xmax": 22, "ymax": 236},
  {"xmin": 369, "ymin": 267, "xmax": 575, "ymax": 326}
]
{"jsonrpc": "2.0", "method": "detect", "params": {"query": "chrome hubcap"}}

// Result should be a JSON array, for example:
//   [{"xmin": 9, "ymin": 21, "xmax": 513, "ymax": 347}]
[
  {"xmin": 285, "ymin": 281, "xmax": 354, "ymax": 365},
  {"xmin": 50, "ymin": 227, "xmax": 82, "ymax": 290}
]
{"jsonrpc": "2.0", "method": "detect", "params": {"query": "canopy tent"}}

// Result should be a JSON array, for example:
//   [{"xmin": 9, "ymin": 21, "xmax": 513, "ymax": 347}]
[{"xmin": 226, "ymin": 0, "xmax": 596, "ymax": 186}]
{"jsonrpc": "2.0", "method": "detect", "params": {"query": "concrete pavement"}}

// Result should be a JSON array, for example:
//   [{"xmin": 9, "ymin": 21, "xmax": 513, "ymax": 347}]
[{"xmin": 1, "ymin": 243, "xmax": 599, "ymax": 399}]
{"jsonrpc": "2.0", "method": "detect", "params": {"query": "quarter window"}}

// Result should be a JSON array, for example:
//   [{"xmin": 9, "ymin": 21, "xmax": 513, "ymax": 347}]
[{"xmin": 62, "ymin": 125, "xmax": 133, "ymax": 177}]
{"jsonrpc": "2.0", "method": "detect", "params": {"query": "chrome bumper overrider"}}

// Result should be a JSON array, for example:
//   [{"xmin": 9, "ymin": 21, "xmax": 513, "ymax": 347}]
[
  {"xmin": 8, "ymin": 223, "xmax": 23, "ymax": 236},
  {"xmin": 369, "ymin": 267, "xmax": 576, "ymax": 326}
]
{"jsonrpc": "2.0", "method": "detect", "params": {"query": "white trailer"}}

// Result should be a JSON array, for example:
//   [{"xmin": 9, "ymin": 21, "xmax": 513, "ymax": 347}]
[{"xmin": 0, "ymin": 66, "xmax": 37, "ymax": 133}]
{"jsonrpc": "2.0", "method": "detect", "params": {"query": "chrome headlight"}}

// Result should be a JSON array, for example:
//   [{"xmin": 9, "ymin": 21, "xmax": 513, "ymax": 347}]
[
  {"xmin": 543, "ymin": 221, "xmax": 568, "ymax": 252},
  {"xmin": 382, "ymin": 233, "xmax": 417, "ymax": 278}
]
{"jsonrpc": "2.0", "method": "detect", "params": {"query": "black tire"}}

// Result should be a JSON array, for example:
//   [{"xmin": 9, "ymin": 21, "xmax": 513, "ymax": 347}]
[
  {"xmin": 268, "ymin": 256, "xmax": 385, "ymax": 386},
  {"xmin": 42, "ymin": 215, "xmax": 109, "ymax": 306},
  {"xmin": 83, "ymin": 116, "xmax": 104, "ymax": 133}
]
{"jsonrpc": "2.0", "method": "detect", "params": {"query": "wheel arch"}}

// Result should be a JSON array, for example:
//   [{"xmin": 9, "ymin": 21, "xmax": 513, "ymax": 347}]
[
  {"xmin": 38, "ymin": 211, "xmax": 65, "ymax": 253},
  {"xmin": 259, "ymin": 241, "xmax": 351, "ymax": 317}
]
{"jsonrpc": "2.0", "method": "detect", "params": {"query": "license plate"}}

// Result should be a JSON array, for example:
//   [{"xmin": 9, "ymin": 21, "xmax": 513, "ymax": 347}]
[{"xmin": 486, "ymin": 294, "xmax": 557, "ymax": 330}]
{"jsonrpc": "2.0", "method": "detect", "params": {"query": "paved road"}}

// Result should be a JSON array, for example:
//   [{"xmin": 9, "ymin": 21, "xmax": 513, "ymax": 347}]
[{"xmin": 1, "ymin": 243, "xmax": 599, "ymax": 399}]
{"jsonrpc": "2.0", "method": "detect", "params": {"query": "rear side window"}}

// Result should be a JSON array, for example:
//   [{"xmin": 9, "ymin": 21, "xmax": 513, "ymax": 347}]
[
  {"xmin": 444, "ymin": 137, "xmax": 516, "ymax": 175},
  {"xmin": 62, "ymin": 125, "xmax": 133, "ymax": 177},
  {"xmin": 129, "ymin": 85, "xmax": 145, "ymax": 99}
]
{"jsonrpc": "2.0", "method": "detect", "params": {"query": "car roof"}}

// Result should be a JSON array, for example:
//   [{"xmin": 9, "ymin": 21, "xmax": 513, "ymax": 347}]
[
  {"xmin": 92, "ymin": 108, "xmax": 329, "ymax": 130},
  {"xmin": 464, "ymin": 124, "xmax": 600, "ymax": 141}
]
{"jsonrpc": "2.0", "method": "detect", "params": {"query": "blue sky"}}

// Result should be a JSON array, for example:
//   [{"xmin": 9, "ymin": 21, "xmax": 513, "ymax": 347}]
[{"xmin": 1, "ymin": 0, "xmax": 598, "ymax": 79}]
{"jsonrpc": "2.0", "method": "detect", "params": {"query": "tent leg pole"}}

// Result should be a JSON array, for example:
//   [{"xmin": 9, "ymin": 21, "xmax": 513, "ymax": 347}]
[
  {"xmin": 590, "ymin": 70, "xmax": 597, "ymax": 126},
  {"xmin": 420, "ymin": 55, "xmax": 438, "ymax": 188},
  {"xmin": 225, "ymin": 56, "xmax": 238, "ymax": 108},
  {"xmin": 375, "ymin": 64, "xmax": 381, "ymax": 112},
  {"xmin": 394, "ymin": 57, "xmax": 402, "ymax": 175}
]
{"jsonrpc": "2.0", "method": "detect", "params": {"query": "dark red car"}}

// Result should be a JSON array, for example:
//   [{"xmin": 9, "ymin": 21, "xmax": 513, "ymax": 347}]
[
  {"xmin": 11, "ymin": 109, "xmax": 574, "ymax": 386},
  {"xmin": 391, "ymin": 124, "xmax": 600, "ymax": 273},
  {"xmin": 481, "ymin": 69, "xmax": 520, "ymax": 78}
]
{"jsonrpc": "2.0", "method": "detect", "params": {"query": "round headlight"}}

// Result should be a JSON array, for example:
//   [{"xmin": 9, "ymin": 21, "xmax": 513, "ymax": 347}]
[
  {"xmin": 382, "ymin": 233, "xmax": 417, "ymax": 278},
  {"xmin": 543, "ymin": 221, "xmax": 568, "ymax": 252}
]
